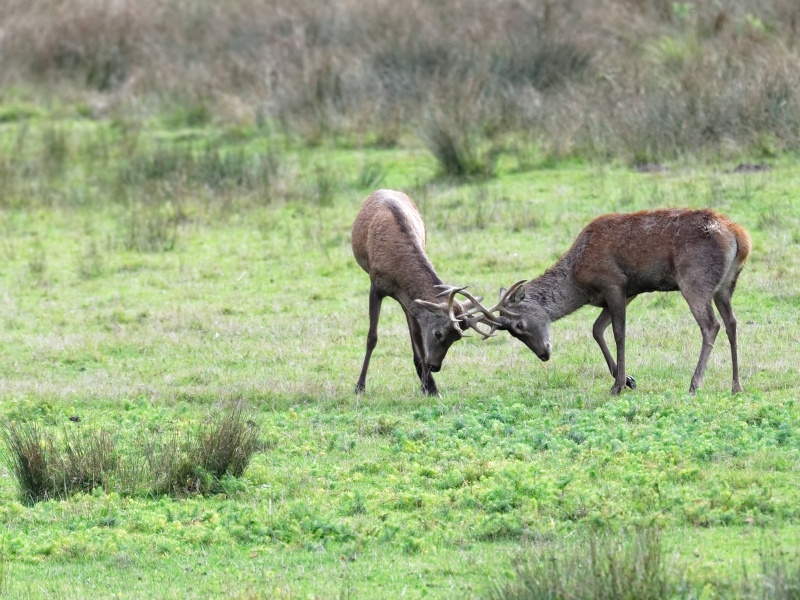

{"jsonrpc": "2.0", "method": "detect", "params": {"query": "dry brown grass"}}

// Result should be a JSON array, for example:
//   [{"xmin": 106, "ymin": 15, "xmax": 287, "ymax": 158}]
[{"xmin": 2, "ymin": 0, "xmax": 800, "ymax": 160}]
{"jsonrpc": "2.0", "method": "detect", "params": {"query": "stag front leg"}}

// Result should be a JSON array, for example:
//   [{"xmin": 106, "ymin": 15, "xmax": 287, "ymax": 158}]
[
  {"xmin": 592, "ymin": 304, "xmax": 636, "ymax": 391},
  {"xmin": 355, "ymin": 284, "xmax": 383, "ymax": 393},
  {"xmin": 405, "ymin": 311, "xmax": 439, "ymax": 397},
  {"xmin": 683, "ymin": 291, "xmax": 720, "ymax": 395},
  {"xmin": 606, "ymin": 292, "xmax": 631, "ymax": 396}
]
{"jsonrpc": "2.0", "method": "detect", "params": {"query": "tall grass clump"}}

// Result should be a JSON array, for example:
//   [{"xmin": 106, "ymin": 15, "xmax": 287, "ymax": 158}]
[
  {"xmin": 117, "ymin": 144, "xmax": 192, "ymax": 186},
  {"xmin": 120, "ymin": 197, "xmax": 180, "ymax": 253},
  {"xmin": 191, "ymin": 145, "xmax": 272, "ymax": 191},
  {"xmin": 1, "ymin": 405, "xmax": 262, "ymax": 502},
  {"xmin": 135, "ymin": 403, "xmax": 262, "ymax": 497},
  {"xmin": 355, "ymin": 161, "xmax": 387, "ymax": 190},
  {"xmin": 1, "ymin": 422, "xmax": 116, "ymax": 504},
  {"xmin": 489, "ymin": 530, "xmax": 800, "ymax": 600},
  {"xmin": 0, "ymin": 551, "xmax": 7, "ymax": 596},
  {"xmin": 139, "ymin": 430, "xmax": 191, "ymax": 497},
  {"xmin": 420, "ymin": 108, "xmax": 500, "ymax": 179},
  {"xmin": 40, "ymin": 126, "xmax": 70, "ymax": 177},
  {"xmin": 1, "ymin": 421, "xmax": 55, "ymax": 504},
  {"xmin": 750, "ymin": 553, "xmax": 800, "ymax": 600},
  {"xmin": 58, "ymin": 426, "xmax": 117, "ymax": 495},
  {"xmin": 489, "ymin": 528, "xmax": 674, "ymax": 600},
  {"xmin": 191, "ymin": 403, "xmax": 261, "ymax": 481}
]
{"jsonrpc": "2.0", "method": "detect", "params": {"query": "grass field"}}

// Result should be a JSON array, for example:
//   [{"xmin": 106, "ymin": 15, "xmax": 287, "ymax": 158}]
[{"xmin": 0, "ymin": 114, "xmax": 799, "ymax": 598}]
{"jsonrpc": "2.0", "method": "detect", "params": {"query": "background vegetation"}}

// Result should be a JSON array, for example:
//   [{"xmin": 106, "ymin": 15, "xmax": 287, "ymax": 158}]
[
  {"xmin": 1, "ymin": 0, "xmax": 799, "ymax": 598},
  {"xmin": 3, "ymin": 0, "xmax": 800, "ymax": 164}
]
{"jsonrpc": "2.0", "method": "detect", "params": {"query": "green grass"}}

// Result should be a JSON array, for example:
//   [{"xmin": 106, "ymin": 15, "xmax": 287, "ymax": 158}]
[{"xmin": 0, "ymin": 116, "xmax": 799, "ymax": 598}]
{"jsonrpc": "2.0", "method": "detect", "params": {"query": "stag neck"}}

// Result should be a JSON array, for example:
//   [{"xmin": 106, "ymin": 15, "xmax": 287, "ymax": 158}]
[
  {"xmin": 394, "ymin": 266, "xmax": 446, "ymax": 310},
  {"xmin": 526, "ymin": 259, "xmax": 588, "ymax": 321}
]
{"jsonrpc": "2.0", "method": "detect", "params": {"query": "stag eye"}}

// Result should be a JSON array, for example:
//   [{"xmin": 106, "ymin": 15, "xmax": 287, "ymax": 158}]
[
  {"xmin": 516, "ymin": 322, "xmax": 525, "ymax": 331},
  {"xmin": 434, "ymin": 331, "xmax": 442, "ymax": 340}
]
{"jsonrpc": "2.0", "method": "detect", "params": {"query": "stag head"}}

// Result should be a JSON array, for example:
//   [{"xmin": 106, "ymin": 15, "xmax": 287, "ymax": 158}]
[
  {"xmin": 454, "ymin": 279, "xmax": 553, "ymax": 361},
  {"xmin": 412, "ymin": 285, "xmax": 503, "ymax": 370}
]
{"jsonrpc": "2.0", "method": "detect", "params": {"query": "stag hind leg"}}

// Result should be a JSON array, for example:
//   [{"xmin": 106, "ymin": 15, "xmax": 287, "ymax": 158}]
[
  {"xmin": 714, "ymin": 283, "xmax": 743, "ymax": 394},
  {"xmin": 404, "ymin": 310, "xmax": 440, "ymax": 397},
  {"xmin": 681, "ymin": 287, "xmax": 721, "ymax": 395},
  {"xmin": 355, "ymin": 284, "xmax": 383, "ymax": 393},
  {"xmin": 592, "ymin": 302, "xmax": 636, "ymax": 393}
]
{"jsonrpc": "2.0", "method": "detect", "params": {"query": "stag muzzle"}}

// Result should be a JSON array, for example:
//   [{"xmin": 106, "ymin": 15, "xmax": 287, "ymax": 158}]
[
  {"xmin": 536, "ymin": 343, "xmax": 552, "ymax": 362},
  {"xmin": 519, "ymin": 336, "xmax": 552, "ymax": 362},
  {"xmin": 498, "ymin": 316, "xmax": 552, "ymax": 361}
]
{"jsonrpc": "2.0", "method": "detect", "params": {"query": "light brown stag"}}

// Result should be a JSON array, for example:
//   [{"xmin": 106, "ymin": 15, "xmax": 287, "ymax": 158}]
[
  {"xmin": 351, "ymin": 189, "xmax": 498, "ymax": 396},
  {"xmin": 468, "ymin": 208, "xmax": 751, "ymax": 395}
]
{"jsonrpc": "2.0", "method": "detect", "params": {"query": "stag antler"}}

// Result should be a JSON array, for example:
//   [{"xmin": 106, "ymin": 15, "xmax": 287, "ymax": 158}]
[
  {"xmin": 444, "ymin": 279, "xmax": 528, "ymax": 339},
  {"xmin": 434, "ymin": 284, "xmax": 504, "ymax": 339},
  {"xmin": 481, "ymin": 279, "xmax": 528, "ymax": 317}
]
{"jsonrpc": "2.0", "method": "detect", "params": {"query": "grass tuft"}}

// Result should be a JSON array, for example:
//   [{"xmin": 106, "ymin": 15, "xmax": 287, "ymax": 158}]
[
  {"xmin": 191, "ymin": 403, "xmax": 262, "ymax": 481},
  {"xmin": 137, "ymin": 403, "xmax": 262, "ymax": 497},
  {"xmin": 750, "ymin": 552, "xmax": 800, "ymax": 600},
  {"xmin": 57, "ymin": 426, "xmax": 117, "ymax": 496},
  {"xmin": 312, "ymin": 165, "xmax": 338, "ymax": 206},
  {"xmin": 143, "ymin": 404, "xmax": 262, "ymax": 496},
  {"xmin": 489, "ymin": 528, "xmax": 675, "ymax": 600},
  {"xmin": 1, "ymin": 421, "xmax": 116, "ymax": 504},
  {"xmin": 0, "ymin": 550, "xmax": 7, "ymax": 596},
  {"xmin": 420, "ymin": 109, "xmax": 499, "ymax": 180},
  {"xmin": 356, "ymin": 161, "xmax": 387, "ymax": 190},
  {"xmin": 1, "ymin": 421, "xmax": 55, "ymax": 504},
  {"xmin": 121, "ymin": 198, "xmax": 179, "ymax": 253},
  {"xmin": 1, "ymin": 405, "xmax": 262, "ymax": 502},
  {"xmin": 139, "ymin": 429, "xmax": 187, "ymax": 497},
  {"xmin": 489, "ymin": 530, "xmax": 800, "ymax": 600}
]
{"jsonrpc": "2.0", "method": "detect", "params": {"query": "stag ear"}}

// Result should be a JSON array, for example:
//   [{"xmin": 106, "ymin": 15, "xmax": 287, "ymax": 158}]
[
  {"xmin": 414, "ymin": 299, "xmax": 446, "ymax": 314},
  {"xmin": 498, "ymin": 284, "xmax": 525, "ymax": 308}
]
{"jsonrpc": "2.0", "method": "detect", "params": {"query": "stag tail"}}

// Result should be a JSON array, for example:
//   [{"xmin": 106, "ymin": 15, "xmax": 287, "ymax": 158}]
[{"xmin": 731, "ymin": 221, "xmax": 752, "ymax": 267}]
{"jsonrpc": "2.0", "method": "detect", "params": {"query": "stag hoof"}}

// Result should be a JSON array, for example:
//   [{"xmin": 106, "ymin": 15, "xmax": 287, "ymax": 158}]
[
  {"xmin": 626, "ymin": 375, "xmax": 636, "ymax": 390},
  {"xmin": 610, "ymin": 383, "xmax": 623, "ymax": 396},
  {"xmin": 421, "ymin": 386, "xmax": 441, "ymax": 398},
  {"xmin": 354, "ymin": 383, "xmax": 366, "ymax": 394}
]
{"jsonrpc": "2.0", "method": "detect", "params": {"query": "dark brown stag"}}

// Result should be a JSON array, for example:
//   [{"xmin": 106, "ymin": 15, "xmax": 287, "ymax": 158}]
[
  {"xmin": 471, "ymin": 209, "xmax": 751, "ymax": 395},
  {"xmin": 351, "ymin": 189, "xmax": 497, "ymax": 396}
]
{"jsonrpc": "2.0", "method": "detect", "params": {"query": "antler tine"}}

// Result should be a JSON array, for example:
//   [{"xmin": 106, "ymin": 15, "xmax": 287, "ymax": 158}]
[
  {"xmin": 457, "ymin": 279, "xmax": 527, "ymax": 320},
  {"xmin": 433, "ymin": 281, "xmax": 526, "ymax": 331},
  {"xmin": 454, "ymin": 288, "xmax": 503, "ymax": 326},
  {"xmin": 438, "ymin": 287, "xmax": 506, "ymax": 340},
  {"xmin": 435, "ymin": 284, "xmax": 467, "ymax": 299},
  {"xmin": 437, "ymin": 285, "xmax": 503, "ymax": 328},
  {"xmin": 464, "ymin": 318, "xmax": 500, "ymax": 340},
  {"xmin": 445, "ymin": 286, "xmax": 465, "ymax": 324},
  {"xmin": 483, "ymin": 279, "xmax": 528, "ymax": 317}
]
